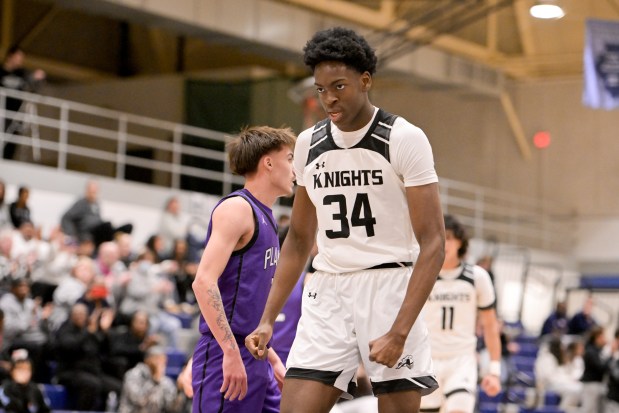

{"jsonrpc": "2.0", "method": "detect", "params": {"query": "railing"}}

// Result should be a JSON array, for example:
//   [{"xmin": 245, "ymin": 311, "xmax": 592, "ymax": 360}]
[
  {"xmin": 0, "ymin": 87, "xmax": 244, "ymax": 195},
  {"xmin": 440, "ymin": 178, "xmax": 574, "ymax": 252},
  {"xmin": 0, "ymin": 87, "xmax": 574, "ymax": 252}
]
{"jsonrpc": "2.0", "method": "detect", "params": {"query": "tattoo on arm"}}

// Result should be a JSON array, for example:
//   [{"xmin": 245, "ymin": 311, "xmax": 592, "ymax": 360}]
[{"xmin": 206, "ymin": 286, "xmax": 237, "ymax": 351}]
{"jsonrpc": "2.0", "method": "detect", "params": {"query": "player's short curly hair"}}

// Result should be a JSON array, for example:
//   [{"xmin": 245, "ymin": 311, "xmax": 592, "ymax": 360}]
[
  {"xmin": 444, "ymin": 214, "xmax": 469, "ymax": 258},
  {"xmin": 303, "ymin": 27, "xmax": 377, "ymax": 75}
]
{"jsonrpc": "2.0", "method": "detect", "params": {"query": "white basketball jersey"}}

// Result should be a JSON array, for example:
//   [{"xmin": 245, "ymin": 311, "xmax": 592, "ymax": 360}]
[
  {"xmin": 425, "ymin": 263, "xmax": 496, "ymax": 358},
  {"xmin": 294, "ymin": 108, "xmax": 438, "ymax": 273}
]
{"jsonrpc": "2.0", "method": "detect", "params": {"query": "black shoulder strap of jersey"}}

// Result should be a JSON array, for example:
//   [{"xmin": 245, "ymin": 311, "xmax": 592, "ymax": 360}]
[
  {"xmin": 457, "ymin": 263, "xmax": 475, "ymax": 286},
  {"xmin": 350, "ymin": 108, "xmax": 398, "ymax": 162},
  {"xmin": 306, "ymin": 117, "xmax": 338, "ymax": 166}
]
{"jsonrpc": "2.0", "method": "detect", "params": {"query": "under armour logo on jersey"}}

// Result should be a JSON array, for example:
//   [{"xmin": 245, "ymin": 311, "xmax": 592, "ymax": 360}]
[
  {"xmin": 307, "ymin": 291, "xmax": 317, "ymax": 299},
  {"xmin": 395, "ymin": 355, "xmax": 414, "ymax": 370},
  {"xmin": 315, "ymin": 161, "xmax": 325, "ymax": 170},
  {"xmin": 261, "ymin": 216, "xmax": 267, "ymax": 225}
]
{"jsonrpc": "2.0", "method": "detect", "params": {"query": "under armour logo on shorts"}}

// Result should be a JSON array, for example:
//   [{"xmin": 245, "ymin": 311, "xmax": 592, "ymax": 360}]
[
  {"xmin": 395, "ymin": 355, "xmax": 414, "ymax": 370},
  {"xmin": 307, "ymin": 291, "xmax": 317, "ymax": 299}
]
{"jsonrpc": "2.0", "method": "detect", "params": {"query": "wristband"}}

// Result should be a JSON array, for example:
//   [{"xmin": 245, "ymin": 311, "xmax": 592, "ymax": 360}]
[{"xmin": 489, "ymin": 360, "xmax": 501, "ymax": 377}]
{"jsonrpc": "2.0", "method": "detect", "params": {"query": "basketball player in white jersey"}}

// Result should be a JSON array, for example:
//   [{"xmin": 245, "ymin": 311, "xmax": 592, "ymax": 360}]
[
  {"xmin": 420, "ymin": 214, "xmax": 502, "ymax": 413},
  {"xmin": 246, "ymin": 27, "xmax": 445, "ymax": 413}
]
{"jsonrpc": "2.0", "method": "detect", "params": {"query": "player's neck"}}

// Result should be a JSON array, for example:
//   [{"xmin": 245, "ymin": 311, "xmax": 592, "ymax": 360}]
[
  {"xmin": 243, "ymin": 180, "xmax": 277, "ymax": 208},
  {"xmin": 442, "ymin": 258, "xmax": 461, "ymax": 271}
]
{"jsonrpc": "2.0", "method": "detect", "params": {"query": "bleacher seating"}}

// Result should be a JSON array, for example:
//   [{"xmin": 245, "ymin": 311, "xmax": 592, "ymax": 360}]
[
  {"xmin": 39, "ymin": 384, "xmax": 69, "ymax": 410},
  {"xmin": 165, "ymin": 348, "xmax": 188, "ymax": 380}
]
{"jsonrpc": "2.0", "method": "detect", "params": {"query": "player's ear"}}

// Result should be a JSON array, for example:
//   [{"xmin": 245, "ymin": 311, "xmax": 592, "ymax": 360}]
[
  {"xmin": 361, "ymin": 72, "xmax": 372, "ymax": 92},
  {"xmin": 263, "ymin": 155, "xmax": 273, "ymax": 170}
]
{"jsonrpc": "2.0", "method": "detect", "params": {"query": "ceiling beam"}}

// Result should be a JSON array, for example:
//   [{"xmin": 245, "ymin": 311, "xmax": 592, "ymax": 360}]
[
  {"xmin": 1, "ymin": 0, "xmax": 15, "ymax": 54},
  {"xmin": 25, "ymin": 55, "xmax": 113, "ymax": 81},
  {"xmin": 19, "ymin": 6, "xmax": 61, "ymax": 48},
  {"xmin": 276, "ymin": 0, "xmax": 398, "ymax": 27},
  {"xmin": 513, "ymin": 0, "xmax": 537, "ymax": 55},
  {"xmin": 500, "ymin": 91, "xmax": 532, "ymax": 161}
]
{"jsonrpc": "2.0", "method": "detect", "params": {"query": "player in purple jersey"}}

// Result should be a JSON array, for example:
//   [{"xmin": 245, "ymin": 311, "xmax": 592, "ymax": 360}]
[{"xmin": 191, "ymin": 126, "xmax": 296, "ymax": 413}]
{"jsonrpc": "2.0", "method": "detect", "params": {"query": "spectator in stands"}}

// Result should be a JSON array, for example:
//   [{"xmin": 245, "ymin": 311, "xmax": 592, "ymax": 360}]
[
  {"xmin": 564, "ymin": 339, "xmax": 585, "ymax": 381},
  {"xmin": 607, "ymin": 329, "xmax": 619, "ymax": 413},
  {"xmin": 119, "ymin": 252, "xmax": 181, "ymax": 349},
  {"xmin": 106, "ymin": 310, "xmax": 161, "ymax": 380},
  {"xmin": 534, "ymin": 337, "xmax": 582, "ymax": 412},
  {"xmin": 0, "ymin": 278, "xmax": 51, "ymax": 382},
  {"xmin": 159, "ymin": 196, "xmax": 186, "ymax": 258},
  {"xmin": 115, "ymin": 231, "xmax": 137, "ymax": 268},
  {"xmin": 53, "ymin": 302, "xmax": 121, "ymax": 411},
  {"xmin": 145, "ymin": 233, "xmax": 166, "ymax": 263},
  {"xmin": 277, "ymin": 213, "xmax": 290, "ymax": 229},
  {"xmin": 568, "ymin": 295, "xmax": 598, "ymax": 336},
  {"xmin": 0, "ymin": 309, "xmax": 11, "ymax": 383},
  {"xmin": 8, "ymin": 186, "xmax": 31, "ymax": 229},
  {"xmin": 30, "ymin": 227, "xmax": 78, "ymax": 306},
  {"xmin": 1, "ymin": 46, "xmax": 46, "ymax": 160},
  {"xmin": 0, "ymin": 180, "xmax": 11, "ymax": 229},
  {"xmin": 541, "ymin": 301, "xmax": 569, "ymax": 337},
  {"xmin": 168, "ymin": 238, "xmax": 198, "ymax": 308},
  {"xmin": 581, "ymin": 326, "xmax": 615, "ymax": 413},
  {"xmin": 48, "ymin": 255, "xmax": 96, "ymax": 331},
  {"xmin": 118, "ymin": 345, "xmax": 183, "ymax": 413},
  {"xmin": 10, "ymin": 220, "xmax": 41, "ymax": 273},
  {"xmin": 94, "ymin": 241, "xmax": 130, "ymax": 309},
  {"xmin": 76, "ymin": 278, "xmax": 113, "ymax": 316},
  {"xmin": 0, "ymin": 351, "xmax": 50, "ymax": 413},
  {"xmin": 60, "ymin": 180, "xmax": 132, "ymax": 248},
  {"xmin": 0, "ymin": 228, "xmax": 20, "ymax": 288}
]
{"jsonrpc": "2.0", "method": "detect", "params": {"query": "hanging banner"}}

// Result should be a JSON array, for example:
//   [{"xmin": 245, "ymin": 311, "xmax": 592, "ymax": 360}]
[{"xmin": 582, "ymin": 19, "xmax": 619, "ymax": 110}]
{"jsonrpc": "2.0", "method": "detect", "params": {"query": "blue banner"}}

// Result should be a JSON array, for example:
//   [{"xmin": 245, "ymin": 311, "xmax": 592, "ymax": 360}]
[{"xmin": 583, "ymin": 19, "xmax": 619, "ymax": 110}]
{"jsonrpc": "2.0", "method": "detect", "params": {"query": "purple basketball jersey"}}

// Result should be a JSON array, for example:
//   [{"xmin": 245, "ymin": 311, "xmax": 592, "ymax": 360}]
[
  {"xmin": 192, "ymin": 189, "xmax": 281, "ymax": 413},
  {"xmin": 197, "ymin": 188, "xmax": 279, "ymax": 337}
]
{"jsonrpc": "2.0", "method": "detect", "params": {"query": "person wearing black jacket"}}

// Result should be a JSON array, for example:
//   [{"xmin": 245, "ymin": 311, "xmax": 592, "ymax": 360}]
[
  {"xmin": 581, "ymin": 326, "xmax": 613, "ymax": 413},
  {"xmin": 607, "ymin": 329, "xmax": 619, "ymax": 413},
  {"xmin": 0, "ymin": 355, "xmax": 50, "ymax": 413},
  {"xmin": 0, "ymin": 46, "xmax": 45, "ymax": 160},
  {"xmin": 53, "ymin": 302, "xmax": 122, "ymax": 411}
]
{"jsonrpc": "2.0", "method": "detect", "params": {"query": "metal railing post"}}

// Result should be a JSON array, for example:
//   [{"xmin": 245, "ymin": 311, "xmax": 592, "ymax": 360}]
[
  {"xmin": 172, "ymin": 125, "xmax": 182, "ymax": 189},
  {"xmin": 116, "ymin": 115, "xmax": 127, "ymax": 180},
  {"xmin": 58, "ymin": 103, "xmax": 69, "ymax": 170}
]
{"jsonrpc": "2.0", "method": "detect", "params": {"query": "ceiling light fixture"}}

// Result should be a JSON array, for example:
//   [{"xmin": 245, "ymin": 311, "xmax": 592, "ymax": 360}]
[{"xmin": 530, "ymin": 1, "xmax": 565, "ymax": 19}]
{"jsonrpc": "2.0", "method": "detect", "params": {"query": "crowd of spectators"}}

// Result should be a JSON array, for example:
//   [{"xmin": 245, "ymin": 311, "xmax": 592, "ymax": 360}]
[
  {"xmin": 535, "ymin": 296, "xmax": 619, "ymax": 413},
  {"xmin": 0, "ymin": 178, "xmax": 199, "ymax": 412}
]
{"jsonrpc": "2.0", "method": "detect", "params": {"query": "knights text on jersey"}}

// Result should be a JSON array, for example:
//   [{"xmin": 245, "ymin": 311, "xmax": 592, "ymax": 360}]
[
  {"xmin": 294, "ymin": 108, "xmax": 438, "ymax": 273},
  {"xmin": 425, "ymin": 264, "xmax": 496, "ymax": 357}
]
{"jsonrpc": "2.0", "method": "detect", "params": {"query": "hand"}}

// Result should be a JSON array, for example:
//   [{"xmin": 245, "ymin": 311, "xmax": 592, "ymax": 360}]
[
  {"xmin": 177, "ymin": 359, "xmax": 194, "ymax": 397},
  {"xmin": 41, "ymin": 302, "xmax": 54, "ymax": 320},
  {"xmin": 221, "ymin": 351, "xmax": 248, "ymax": 401},
  {"xmin": 481, "ymin": 373, "xmax": 501, "ymax": 397},
  {"xmin": 368, "ymin": 332, "xmax": 406, "ymax": 368},
  {"xmin": 33, "ymin": 69, "xmax": 46, "ymax": 81},
  {"xmin": 88, "ymin": 309, "xmax": 102, "ymax": 333},
  {"xmin": 245, "ymin": 323, "xmax": 273, "ymax": 360},
  {"xmin": 269, "ymin": 349, "xmax": 286, "ymax": 390},
  {"xmin": 99, "ymin": 308, "xmax": 115, "ymax": 331}
]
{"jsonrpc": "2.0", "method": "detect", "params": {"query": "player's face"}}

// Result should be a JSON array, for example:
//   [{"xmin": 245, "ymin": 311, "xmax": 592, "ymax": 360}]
[
  {"xmin": 313, "ymin": 61, "xmax": 372, "ymax": 132},
  {"xmin": 443, "ymin": 229, "xmax": 462, "ymax": 267},
  {"xmin": 268, "ymin": 146, "xmax": 295, "ymax": 197}
]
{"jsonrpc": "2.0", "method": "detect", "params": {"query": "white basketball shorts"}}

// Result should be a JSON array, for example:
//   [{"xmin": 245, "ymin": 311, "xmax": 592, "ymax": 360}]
[{"xmin": 285, "ymin": 267, "xmax": 438, "ymax": 398}]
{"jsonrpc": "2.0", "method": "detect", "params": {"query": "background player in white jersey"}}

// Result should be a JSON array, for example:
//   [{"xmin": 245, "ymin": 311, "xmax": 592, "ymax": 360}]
[
  {"xmin": 246, "ymin": 26, "xmax": 445, "ymax": 413},
  {"xmin": 420, "ymin": 214, "xmax": 502, "ymax": 413}
]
